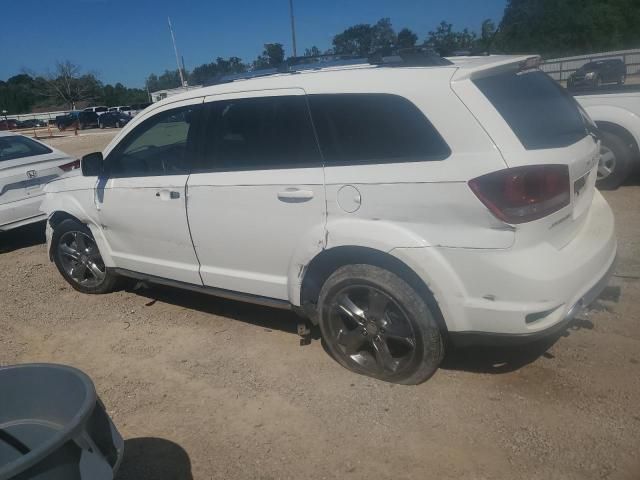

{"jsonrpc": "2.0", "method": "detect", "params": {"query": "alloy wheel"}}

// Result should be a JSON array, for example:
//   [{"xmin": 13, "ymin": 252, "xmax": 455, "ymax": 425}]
[
  {"xmin": 327, "ymin": 285, "xmax": 417, "ymax": 377},
  {"xmin": 598, "ymin": 145, "xmax": 617, "ymax": 180},
  {"xmin": 57, "ymin": 231, "xmax": 107, "ymax": 288}
]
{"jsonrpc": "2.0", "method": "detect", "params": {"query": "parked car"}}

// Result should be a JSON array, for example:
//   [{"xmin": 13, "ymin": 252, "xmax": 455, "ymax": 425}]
[
  {"xmin": 42, "ymin": 54, "xmax": 616, "ymax": 384},
  {"xmin": 130, "ymin": 103, "xmax": 152, "ymax": 116},
  {"xmin": 83, "ymin": 106, "xmax": 109, "ymax": 115},
  {"xmin": 98, "ymin": 111, "xmax": 132, "ymax": 128},
  {"xmin": 56, "ymin": 111, "xmax": 99, "ymax": 131},
  {"xmin": 19, "ymin": 119, "xmax": 48, "ymax": 129},
  {"xmin": 0, "ymin": 119, "xmax": 19, "ymax": 131},
  {"xmin": 576, "ymin": 88, "xmax": 640, "ymax": 189},
  {"xmin": 0, "ymin": 132, "xmax": 79, "ymax": 231},
  {"xmin": 108, "ymin": 106, "xmax": 133, "ymax": 115},
  {"xmin": 568, "ymin": 59, "xmax": 626, "ymax": 90}
]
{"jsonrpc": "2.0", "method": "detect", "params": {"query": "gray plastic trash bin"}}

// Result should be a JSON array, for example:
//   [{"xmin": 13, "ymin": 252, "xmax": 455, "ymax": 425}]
[{"xmin": 0, "ymin": 364, "xmax": 123, "ymax": 480}]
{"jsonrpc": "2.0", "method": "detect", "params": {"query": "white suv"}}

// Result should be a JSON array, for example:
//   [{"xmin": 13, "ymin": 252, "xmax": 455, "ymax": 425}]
[{"xmin": 41, "ymin": 54, "xmax": 616, "ymax": 384}]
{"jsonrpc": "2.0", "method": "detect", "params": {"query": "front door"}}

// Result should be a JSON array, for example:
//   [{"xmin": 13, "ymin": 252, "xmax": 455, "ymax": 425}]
[
  {"xmin": 97, "ymin": 98, "xmax": 203, "ymax": 284},
  {"xmin": 186, "ymin": 89, "xmax": 326, "ymax": 300}
]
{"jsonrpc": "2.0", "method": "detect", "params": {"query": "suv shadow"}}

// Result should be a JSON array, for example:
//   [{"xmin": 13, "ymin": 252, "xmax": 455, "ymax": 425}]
[
  {"xmin": 117, "ymin": 437, "xmax": 192, "ymax": 480},
  {"xmin": 127, "ymin": 282, "xmax": 609, "ymax": 376},
  {"xmin": 441, "ymin": 314, "xmax": 600, "ymax": 374},
  {"xmin": 0, "ymin": 221, "xmax": 46, "ymax": 254},
  {"xmin": 126, "ymin": 282, "xmax": 321, "ymax": 339}
]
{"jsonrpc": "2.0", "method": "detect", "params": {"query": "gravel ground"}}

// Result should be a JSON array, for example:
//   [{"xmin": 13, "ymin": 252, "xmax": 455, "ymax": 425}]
[{"xmin": 1, "ymin": 130, "xmax": 639, "ymax": 480}]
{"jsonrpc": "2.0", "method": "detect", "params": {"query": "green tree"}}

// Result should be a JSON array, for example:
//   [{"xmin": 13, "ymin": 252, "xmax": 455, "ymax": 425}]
[
  {"xmin": 304, "ymin": 46, "xmax": 322, "ymax": 57},
  {"xmin": 426, "ymin": 21, "xmax": 477, "ymax": 56},
  {"xmin": 476, "ymin": 19, "xmax": 497, "ymax": 53},
  {"xmin": 253, "ymin": 43, "xmax": 285, "ymax": 69},
  {"xmin": 146, "ymin": 69, "xmax": 183, "ymax": 92},
  {"xmin": 190, "ymin": 57, "xmax": 247, "ymax": 84},
  {"xmin": 0, "ymin": 74, "xmax": 40, "ymax": 114},
  {"xmin": 332, "ymin": 23, "xmax": 374, "ymax": 56},
  {"xmin": 397, "ymin": 28, "xmax": 418, "ymax": 48},
  {"xmin": 332, "ymin": 18, "xmax": 400, "ymax": 56},
  {"xmin": 499, "ymin": 0, "xmax": 640, "ymax": 57}
]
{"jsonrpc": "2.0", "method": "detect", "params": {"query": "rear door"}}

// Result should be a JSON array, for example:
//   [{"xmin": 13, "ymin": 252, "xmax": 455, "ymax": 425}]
[
  {"xmin": 186, "ymin": 89, "xmax": 326, "ymax": 300},
  {"xmin": 452, "ymin": 63, "xmax": 599, "ymax": 247},
  {"xmin": 0, "ymin": 135, "xmax": 73, "ymax": 227}
]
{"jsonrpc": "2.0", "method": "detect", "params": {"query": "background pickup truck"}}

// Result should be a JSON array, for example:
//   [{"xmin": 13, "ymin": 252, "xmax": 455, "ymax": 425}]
[{"xmin": 575, "ymin": 87, "xmax": 640, "ymax": 189}]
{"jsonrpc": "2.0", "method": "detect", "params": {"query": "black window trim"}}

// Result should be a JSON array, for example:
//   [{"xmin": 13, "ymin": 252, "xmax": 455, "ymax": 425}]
[{"xmin": 190, "ymin": 91, "xmax": 451, "ymax": 173}]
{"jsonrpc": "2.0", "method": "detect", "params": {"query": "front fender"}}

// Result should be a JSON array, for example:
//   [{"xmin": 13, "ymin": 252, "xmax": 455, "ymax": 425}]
[{"xmin": 41, "ymin": 191, "xmax": 115, "ymax": 267}]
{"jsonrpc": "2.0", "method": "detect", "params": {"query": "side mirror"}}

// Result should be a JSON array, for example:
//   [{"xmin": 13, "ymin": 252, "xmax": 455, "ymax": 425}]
[{"xmin": 81, "ymin": 152, "xmax": 104, "ymax": 177}]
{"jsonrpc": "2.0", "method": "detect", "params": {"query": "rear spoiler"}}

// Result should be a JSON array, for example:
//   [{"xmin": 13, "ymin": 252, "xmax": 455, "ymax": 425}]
[{"xmin": 449, "ymin": 55, "xmax": 542, "ymax": 82}]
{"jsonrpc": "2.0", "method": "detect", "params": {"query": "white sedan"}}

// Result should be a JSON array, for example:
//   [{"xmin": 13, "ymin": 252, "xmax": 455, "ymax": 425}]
[{"xmin": 0, "ymin": 132, "xmax": 79, "ymax": 231}]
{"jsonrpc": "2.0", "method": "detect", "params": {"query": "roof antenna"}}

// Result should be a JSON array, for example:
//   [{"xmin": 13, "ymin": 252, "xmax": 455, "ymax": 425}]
[
  {"xmin": 288, "ymin": 0, "xmax": 298, "ymax": 57},
  {"xmin": 168, "ymin": 17, "xmax": 187, "ymax": 87}
]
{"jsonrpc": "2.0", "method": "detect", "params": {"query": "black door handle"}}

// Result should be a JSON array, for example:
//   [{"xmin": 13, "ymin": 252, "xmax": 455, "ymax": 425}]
[{"xmin": 155, "ymin": 190, "xmax": 180, "ymax": 200}]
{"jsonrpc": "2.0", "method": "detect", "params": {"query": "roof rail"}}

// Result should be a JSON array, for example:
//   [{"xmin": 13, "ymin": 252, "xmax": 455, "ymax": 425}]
[{"xmin": 205, "ymin": 47, "xmax": 453, "ymax": 86}]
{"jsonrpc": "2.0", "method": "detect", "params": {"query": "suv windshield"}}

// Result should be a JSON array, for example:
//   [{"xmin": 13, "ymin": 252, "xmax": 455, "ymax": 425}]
[{"xmin": 474, "ymin": 69, "xmax": 588, "ymax": 150}]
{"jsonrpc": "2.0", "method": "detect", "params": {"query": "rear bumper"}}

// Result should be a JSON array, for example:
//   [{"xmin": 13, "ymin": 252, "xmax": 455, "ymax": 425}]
[
  {"xmin": 449, "ymin": 256, "xmax": 616, "ymax": 347},
  {"xmin": 392, "ymin": 190, "xmax": 617, "ymax": 344}
]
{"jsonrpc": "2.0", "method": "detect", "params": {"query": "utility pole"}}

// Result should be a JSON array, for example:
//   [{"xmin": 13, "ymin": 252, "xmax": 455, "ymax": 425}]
[
  {"xmin": 289, "ymin": 0, "xmax": 297, "ymax": 57},
  {"xmin": 168, "ymin": 17, "xmax": 187, "ymax": 87}
]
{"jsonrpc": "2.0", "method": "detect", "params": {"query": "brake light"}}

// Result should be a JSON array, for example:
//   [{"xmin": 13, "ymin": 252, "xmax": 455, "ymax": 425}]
[
  {"xmin": 469, "ymin": 165, "xmax": 570, "ymax": 224},
  {"xmin": 59, "ymin": 159, "xmax": 80, "ymax": 172}
]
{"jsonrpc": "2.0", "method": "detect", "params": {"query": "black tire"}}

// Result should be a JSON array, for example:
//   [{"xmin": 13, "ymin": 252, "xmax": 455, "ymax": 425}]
[
  {"xmin": 318, "ymin": 264, "xmax": 444, "ymax": 385},
  {"xmin": 52, "ymin": 219, "xmax": 119, "ymax": 294},
  {"xmin": 596, "ymin": 130, "xmax": 634, "ymax": 190}
]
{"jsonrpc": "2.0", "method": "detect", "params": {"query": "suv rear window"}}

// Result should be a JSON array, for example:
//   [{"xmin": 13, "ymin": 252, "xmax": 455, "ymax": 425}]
[
  {"xmin": 308, "ymin": 94, "xmax": 450, "ymax": 165},
  {"xmin": 474, "ymin": 70, "xmax": 588, "ymax": 150}
]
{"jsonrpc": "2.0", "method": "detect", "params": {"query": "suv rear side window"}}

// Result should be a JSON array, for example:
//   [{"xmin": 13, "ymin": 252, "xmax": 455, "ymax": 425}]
[
  {"xmin": 0, "ymin": 135, "xmax": 52, "ymax": 162},
  {"xmin": 474, "ymin": 70, "xmax": 588, "ymax": 150},
  {"xmin": 107, "ymin": 105, "xmax": 200, "ymax": 177},
  {"xmin": 197, "ymin": 95, "xmax": 321, "ymax": 171},
  {"xmin": 308, "ymin": 93, "xmax": 450, "ymax": 165}
]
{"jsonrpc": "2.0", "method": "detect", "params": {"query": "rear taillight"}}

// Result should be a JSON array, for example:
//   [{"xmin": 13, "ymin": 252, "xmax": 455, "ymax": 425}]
[
  {"xmin": 59, "ymin": 159, "xmax": 80, "ymax": 172},
  {"xmin": 469, "ymin": 165, "xmax": 570, "ymax": 224}
]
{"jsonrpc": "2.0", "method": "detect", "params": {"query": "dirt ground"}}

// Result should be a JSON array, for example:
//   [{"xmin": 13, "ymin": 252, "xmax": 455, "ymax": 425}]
[{"xmin": 1, "ymin": 130, "xmax": 639, "ymax": 480}]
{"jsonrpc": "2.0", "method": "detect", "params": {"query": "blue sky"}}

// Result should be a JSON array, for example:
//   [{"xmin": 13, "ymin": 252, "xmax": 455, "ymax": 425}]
[{"xmin": 1, "ymin": 0, "xmax": 506, "ymax": 88}]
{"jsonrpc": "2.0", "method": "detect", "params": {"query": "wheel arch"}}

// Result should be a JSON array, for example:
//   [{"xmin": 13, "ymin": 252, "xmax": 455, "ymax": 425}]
[
  {"xmin": 298, "ymin": 245, "xmax": 449, "ymax": 337},
  {"xmin": 583, "ymin": 104, "xmax": 640, "ymax": 162},
  {"xmin": 596, "ymin": 120, "xmax": 640, "ymax": 164},
  {"xmin": 44, "ymin": 196, "xmax": 115, "ymax": 268}
]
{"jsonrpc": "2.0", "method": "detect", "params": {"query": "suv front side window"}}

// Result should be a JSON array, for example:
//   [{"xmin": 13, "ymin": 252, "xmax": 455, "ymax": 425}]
[{"xmin": 107, "ymin": 105, "xmax": 200, "ymax": 177}]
